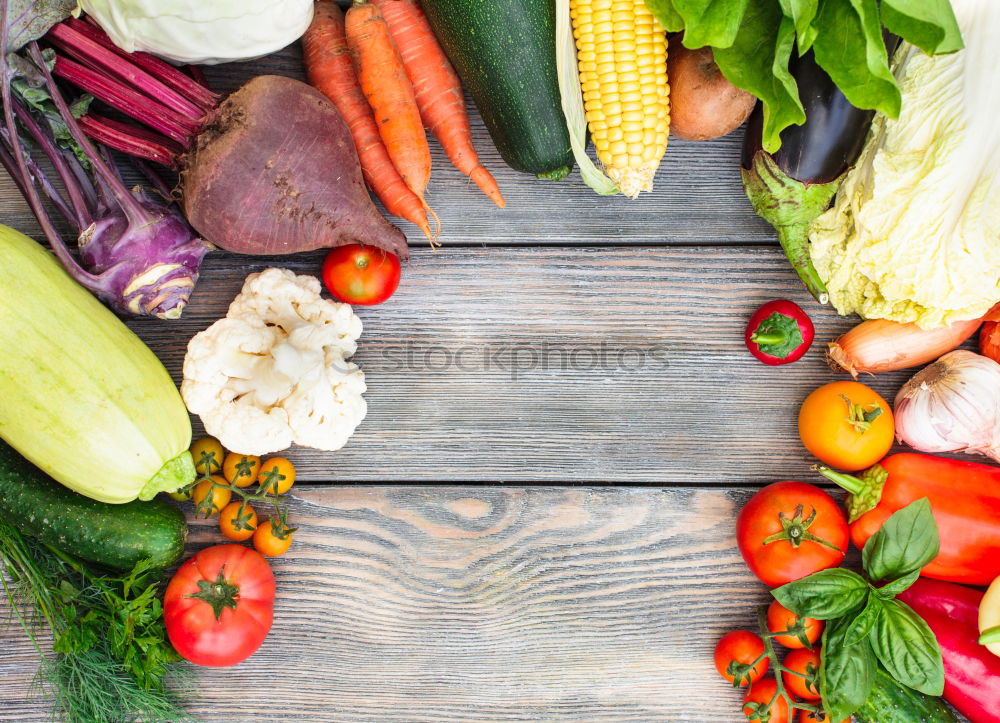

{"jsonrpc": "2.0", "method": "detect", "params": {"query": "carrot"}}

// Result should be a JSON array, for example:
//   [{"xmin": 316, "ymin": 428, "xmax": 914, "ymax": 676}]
[
  {"xmin": 345, "ymin": 0, "xmax": 431, "ymax": 202},
  {"xmin": 302, "ymin": 1, "xmax": 432, "ymax": 241},
  {"xmin": 372, "ymin": 0, "xmax": 505, "ymax": 209}
]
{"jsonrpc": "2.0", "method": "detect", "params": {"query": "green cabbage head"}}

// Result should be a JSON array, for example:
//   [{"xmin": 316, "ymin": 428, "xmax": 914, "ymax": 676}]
[{"xmin": 80, "ymin": 0, "xmax": 314, "ymax": 65}]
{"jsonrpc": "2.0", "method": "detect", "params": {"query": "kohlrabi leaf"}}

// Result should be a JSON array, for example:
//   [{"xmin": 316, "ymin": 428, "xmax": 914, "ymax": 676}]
[
  {"xmin": 4, "ymin": 0, "xmax": 77, "ymax": 53},
  {"xmin": 713, "ymin": 0, "xmax": 803, "ymax": 153},
  {"xmin": 812, "ymin": 0, "xmax": 901, "ymax": 119},
  {"xmin": 881, "ymin": 0, "xmax": 964, "ymax": 55},
  {"xmin": 780, "ymin": 0, "xmax": 820, "ymax": 52},
  {"xmin": 645, "ymin": 0, "xmax": 685, "ymax": 32},
  {"xmin": 672, "ymin": 0, "xmax": 750, "ymax": 49}
]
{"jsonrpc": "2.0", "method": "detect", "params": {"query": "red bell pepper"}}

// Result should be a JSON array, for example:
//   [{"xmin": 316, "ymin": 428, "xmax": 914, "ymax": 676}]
[
  {"xmin": 898, "ymin": 578, "xmax": 1000, "ymax": 723},
  {"xmin": 817, "ymin": 453, "xmax": 1000, "ymax": 585}
]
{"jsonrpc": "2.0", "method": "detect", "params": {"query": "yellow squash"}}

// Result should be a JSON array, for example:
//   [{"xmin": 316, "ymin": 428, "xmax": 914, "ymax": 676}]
[{"xmin": 0, "ymin": 225, "xmax": 194, "ymax": 503}]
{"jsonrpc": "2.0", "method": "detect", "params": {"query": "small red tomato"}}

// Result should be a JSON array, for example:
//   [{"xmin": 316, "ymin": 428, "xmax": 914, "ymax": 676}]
[
  {"xmin": 782, "ymin": 648, "xmax": 821, "ymax": 700},
  {"xmin": 321, "ymin": 244, "xmax": 400, "ymax": 305},
  {"xmin": 737, "ymin": 481, "xmax": 849, "ymax": 588},
  {"xmin": 743, "ymin": 678, "xmax": 792, "ymax": 723},
  {"xmin": 715, "ymin": 630, "xmax": 769, "ymax": 687},
  {"xmin": 767, "ymin": 600, "xmax": 823, "ymax": 649},
  {"xmin": 163, "ymin": 545, "xmax": 275, "ymax": 667},
  {"xmin": 745, "ymin": 300, "xmax": 815, "ymax": 365}
]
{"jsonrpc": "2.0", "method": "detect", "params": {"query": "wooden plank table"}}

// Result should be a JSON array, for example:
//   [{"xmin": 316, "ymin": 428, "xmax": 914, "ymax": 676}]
[{"xmin": 0, "ymin": 42, "xmax": 950, "ymax": 722}]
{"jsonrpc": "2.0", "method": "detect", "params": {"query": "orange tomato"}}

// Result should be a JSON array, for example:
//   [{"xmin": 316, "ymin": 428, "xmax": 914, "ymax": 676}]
[
  {"xmin": 223, "ymin": 453, "xmax": 261, "ymax": 488},
  {"xmin": 191, "ymin": 476, "xmax": 232, "ymax": 517},
  {"xmin": 253, "ymin": 518, "xmax": 294, "ymax": 557},
  {"xmin": 767, "ymin": 600, "xmax": 823, "ymax": 649},
  {"xmin": 257, "ymin": 457, "xmax": 296, "ymax": 496},
  {"xmin": 798, "ymin": 381, "xmax": 893, "ymax": 471},
  {"xmin": 219, "ymin": 501, "xmax": 258, "ymax": 542}
]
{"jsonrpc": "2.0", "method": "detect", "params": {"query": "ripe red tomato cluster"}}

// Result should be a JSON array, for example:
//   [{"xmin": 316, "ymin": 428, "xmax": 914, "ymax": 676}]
[
  {"xmin": 715, "ymin": 599, "xmax": 834, "ymax": 723},
  {"xmin": 714, "ymin": 479, "xmax": 851, "ymax": 721}
]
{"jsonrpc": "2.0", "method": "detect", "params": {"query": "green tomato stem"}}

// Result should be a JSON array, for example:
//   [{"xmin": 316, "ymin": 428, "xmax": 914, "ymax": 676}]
[{"xmin": 750, "ymin": 333, "xmax": 788, "ymax": 346}]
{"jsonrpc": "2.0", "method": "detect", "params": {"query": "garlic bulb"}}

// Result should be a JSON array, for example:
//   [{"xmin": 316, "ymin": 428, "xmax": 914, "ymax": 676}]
[{"xmin": 894, "ymin": 350, "xmax": 1000, "ymax": 461}]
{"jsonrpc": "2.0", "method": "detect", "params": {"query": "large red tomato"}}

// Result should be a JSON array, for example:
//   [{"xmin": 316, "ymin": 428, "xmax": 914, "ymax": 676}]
[
  {"xmin": 321, "ymin": 244, "xmax": 400, "ymax": 305},
  {"xmin": 737, "ymin": 481, "xmax": 848, "ymax": 587},
  {"xmin": 164, "ymin": 544, "xmax": 275, "ymax": 667}
]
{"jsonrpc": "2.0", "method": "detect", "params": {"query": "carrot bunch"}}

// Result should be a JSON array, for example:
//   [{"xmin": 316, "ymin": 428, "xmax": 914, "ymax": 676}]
[{"xmin": 303, "ymin": 0, "xmax": 504, "ymax": 246}]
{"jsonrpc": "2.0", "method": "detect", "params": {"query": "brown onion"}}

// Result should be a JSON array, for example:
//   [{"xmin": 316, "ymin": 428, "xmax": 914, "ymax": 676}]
[{"xmin": 828, "ymin": 317, "xmax": 981, "ymax": 378}]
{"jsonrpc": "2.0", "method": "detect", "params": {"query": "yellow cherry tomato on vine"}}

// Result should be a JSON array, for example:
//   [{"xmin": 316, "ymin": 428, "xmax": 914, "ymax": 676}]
[
  {"xmin": 223, "ymin": 453, "xmax": 261, "ymax": 488},
  {"xmin": 798, "ymin": 381, "xmax": 893, "ymax": 471},
  {"xmin": 189, "ymin": 437, "xmax": 224, "ymax": 476},
  {"xmin": 191, "ymin": 476, "xmax": 232, "ymax": 517},
  {"xmin": 253, "ymin": 518, "xmax": 294, "ymax": 557},
  {"xmin": 257, "ymin": 457, "xmax": 296, "ymax": 496},
  {"xmin": 219, "ymin": 501, "xmax": 258, "ymax": 542}
]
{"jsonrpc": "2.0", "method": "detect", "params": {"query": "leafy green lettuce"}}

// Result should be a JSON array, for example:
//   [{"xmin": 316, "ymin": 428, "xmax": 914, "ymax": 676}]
[{"xmin": 646, "ymin": 0, "xmax": 963, "ymax": 151}]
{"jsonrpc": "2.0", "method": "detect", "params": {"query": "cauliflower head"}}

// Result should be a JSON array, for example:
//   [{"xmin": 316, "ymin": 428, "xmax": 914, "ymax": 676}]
[{"xmin": 182, "ymin": 268, "xmax": 367, "ymax": 455}]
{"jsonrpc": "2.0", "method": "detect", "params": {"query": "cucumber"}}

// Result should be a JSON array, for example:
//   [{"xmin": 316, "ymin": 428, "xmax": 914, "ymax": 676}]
[
  {"xmin": 854, "ymin": 666, "xmax": 958, "ymax": 723},
  {"xmin": 0, "ymin": 440, "xmax": 187, "ymax": 570},
  {"xmin": 421, "ymin": 0, "xmax": 573, "ymax": 179}
]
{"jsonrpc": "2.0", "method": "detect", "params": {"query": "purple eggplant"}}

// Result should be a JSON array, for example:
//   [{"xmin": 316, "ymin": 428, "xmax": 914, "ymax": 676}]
[{"xmin": 740, "ymin": 43, "xmax": 896, "ymax": 303}]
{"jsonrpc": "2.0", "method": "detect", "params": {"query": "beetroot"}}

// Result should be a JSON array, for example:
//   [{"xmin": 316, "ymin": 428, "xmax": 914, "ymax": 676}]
[
  {"xmin": 45, "ymin": 19, "xmax": 409, "ymax": 260},
  {"xmin": 182, "ymin": 76, "xmax": 407, "ymax": 257}
]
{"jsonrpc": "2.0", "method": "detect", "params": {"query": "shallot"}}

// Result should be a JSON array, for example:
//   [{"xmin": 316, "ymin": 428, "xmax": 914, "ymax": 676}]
[{"xmin": 828, "ymin": 317, "xmax": 981, "ymax": 378}]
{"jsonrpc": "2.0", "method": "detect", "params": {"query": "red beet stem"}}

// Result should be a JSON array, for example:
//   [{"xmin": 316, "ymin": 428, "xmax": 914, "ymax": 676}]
[
  {"xmin": 79, "ymin": 114, "xmax": 181, "ymax": 168},
  {"xmin": 52, "ymin": 55, "xmax": 196, "ymax": 147},
  {"xmin": 48, "ymin": 22, "xmax": 205, "ymax": 122},
  {"xmin": 70, "ymin": 17, "xmax": 219, "ymax": 112}
]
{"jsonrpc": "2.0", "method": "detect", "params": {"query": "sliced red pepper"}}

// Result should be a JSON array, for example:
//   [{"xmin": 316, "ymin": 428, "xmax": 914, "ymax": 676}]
[
  {"xmin": 817, "ymin": 453, "xmax": 1000, "ymax": 585},
  {"xmin": 898, "ymin": 579, "xmax": 1000, "ymax": 723}
]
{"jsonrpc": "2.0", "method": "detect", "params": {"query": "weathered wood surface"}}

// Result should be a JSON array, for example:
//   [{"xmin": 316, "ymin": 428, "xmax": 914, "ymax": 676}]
[
  {"xmin": 2, "ymin": 486, "xmax": 772, "ymax": 722},
  {"xmin": 0, "ymin": 43, "xmax": 772, "ymax": 247},
  {"xmin": 119, "ymin": 246, "xmax": 916, "ymax": 485}
]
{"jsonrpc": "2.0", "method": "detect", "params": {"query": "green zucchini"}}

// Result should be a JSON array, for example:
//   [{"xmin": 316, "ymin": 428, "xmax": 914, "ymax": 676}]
[
  {"xmin": 0, "ymin": 440, "xmax": 187, "ymax": 570},
  {"xmin": 854, "ymin": 666, "xmax": 958, "ymax": 723},
  {"xmin": 421, "ymin": 0, "xmax": 573, "ymax": 179}
]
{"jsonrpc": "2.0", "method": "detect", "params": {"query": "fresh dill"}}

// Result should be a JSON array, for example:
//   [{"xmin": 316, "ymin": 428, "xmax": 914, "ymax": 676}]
[{"xmin": 0, "ymin": 517, "xmax": 195, "ymax": 722}]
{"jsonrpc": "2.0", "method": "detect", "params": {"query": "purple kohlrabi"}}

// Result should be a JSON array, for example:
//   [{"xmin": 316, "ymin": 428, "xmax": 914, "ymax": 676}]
[{"xmin": 0, "ymin": 3, "xmax": 210, "ymax": 319}]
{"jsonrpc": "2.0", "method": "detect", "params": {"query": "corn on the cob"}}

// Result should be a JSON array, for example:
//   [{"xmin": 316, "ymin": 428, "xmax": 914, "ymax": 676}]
[{"xmin": 570, "ymin": 0, "xmax": 670, "ymax": 198}]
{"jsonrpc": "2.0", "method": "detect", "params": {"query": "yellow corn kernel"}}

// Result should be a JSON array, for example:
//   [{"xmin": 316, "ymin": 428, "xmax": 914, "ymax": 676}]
[{"xmin": 570, "ymin": 0, "xmax": 670, "ymax": 198}]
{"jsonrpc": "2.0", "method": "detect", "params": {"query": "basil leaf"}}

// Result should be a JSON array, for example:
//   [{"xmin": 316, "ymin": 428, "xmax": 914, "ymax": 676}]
[
  {"xmin": 672, "ymin": 0, "xmax": 750, "ymax": 49},
  {"xmin": 870, "ymin": 599, "xmax": 945, "ymax": 696},
  {"xmin": 4, "ymin": 0, "xmax": 77, "ymax": 53},
  {"xmin": 713, "ymin": 0, "xmax": 803, "ymax": 153},
  {"xmin": 772, "ymin": 569, "xmax": 869, "ymax": 620},
  {"xmin": 843, "ymin": 594, "xmax": 882, "ymax": 647},
  {"xmin": 779, "ymin": 0, "xmax": 819, "ymax": 53},
  {"xmin": 644, "ymin": 0, "xmax": 685, "ymax": 32},
  {"xmin": 862, "ymin": 498, "xmax": 940, "ymax": 583},
  {"xmin": 881, "ymin": 0, "xmax": 963, "ymax": 55},
  {"xmin": 821, "ymin": 615, "xmax": 876, "ymax": 721},
  {"xmin": 812, "ymin": 0, "xmax": 900, "ymax": 119},
  {"xmin": 874, "ymin": 569, "xmax": 920, "ymax": 599}
]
